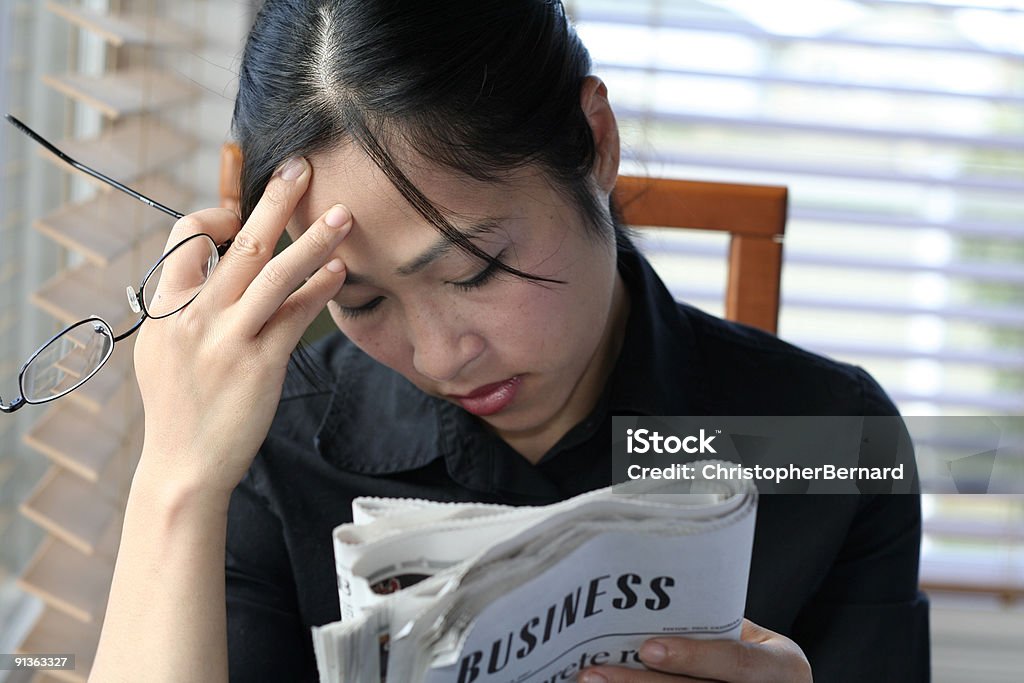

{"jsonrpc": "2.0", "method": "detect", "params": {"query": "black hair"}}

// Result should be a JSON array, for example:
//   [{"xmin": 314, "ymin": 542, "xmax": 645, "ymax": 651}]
[{"xmin": 232, "ymin": 0, "xmax": 633, "ymax": 388}]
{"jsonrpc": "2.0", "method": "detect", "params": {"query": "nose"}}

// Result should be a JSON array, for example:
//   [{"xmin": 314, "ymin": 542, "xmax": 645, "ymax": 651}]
[{"xmin": 408, "ymin": 304, "xmax": 485, "ymax": 383}]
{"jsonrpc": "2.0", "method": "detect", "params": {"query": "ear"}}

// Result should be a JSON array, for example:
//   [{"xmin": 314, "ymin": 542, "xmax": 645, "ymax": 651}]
[{"xmin": 580, "ymin": 75, "xmax": 620, "ymax": 195}]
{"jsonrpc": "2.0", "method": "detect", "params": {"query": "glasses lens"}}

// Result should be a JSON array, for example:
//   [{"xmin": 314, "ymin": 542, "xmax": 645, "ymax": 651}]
[
  {"xmin": 142, "ymin": 234, "xmax": 218, "ymax": 318},
  {"xmin": 21, "ymin": 319, "xmax": 114, "ymax": 403}
]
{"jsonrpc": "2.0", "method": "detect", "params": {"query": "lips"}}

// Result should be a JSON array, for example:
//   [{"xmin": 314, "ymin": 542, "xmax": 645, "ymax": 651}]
[{"xmin": 447, "ymin": 376, "xmax": 522, "ymax": 417}]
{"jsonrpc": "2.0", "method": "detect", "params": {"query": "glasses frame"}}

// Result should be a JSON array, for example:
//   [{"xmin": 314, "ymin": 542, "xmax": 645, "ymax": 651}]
[
  {"xmin": 132, "ymin": 232, "xmax": 223, "ymax": 320},
  {"xmin": 13, "ymin": 316, "xmax": 116, "ymax": 409},
  {"xmin": 1, "ymin": 114, "xmax": 231, "ymax": 413}
]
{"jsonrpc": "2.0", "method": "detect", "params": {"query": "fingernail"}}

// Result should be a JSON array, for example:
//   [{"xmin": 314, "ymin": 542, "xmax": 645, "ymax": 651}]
[
  {"xmin": 325, "ymin": 205, "xmax": 351, "ymax": 229},
  {"xmin": 579, "ymin": 673, "xmax": 607, "ymax": 683},
  {"xmin": 325, "ymin": 258, "xmax": 344, "ymax": 273},
  {"xmin": 640, "ymin": 642, "xmax": 667, "ymax": 663},
  {"xmin": 277, "ymin": 156, "xmax": 306, "ymax": 181}
]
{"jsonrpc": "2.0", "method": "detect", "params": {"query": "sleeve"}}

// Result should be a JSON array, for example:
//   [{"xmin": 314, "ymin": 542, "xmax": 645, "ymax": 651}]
[
  {"xmin": 791, "ymin": 367, "xmax": 930, "ymax": 681},
  {"xmin": 225, "ymin": 470, "xmax": 319, "ymax": 682},
  {"xmin": 791, "ymin": 494, "xmax": 930, "ymax": 682}
]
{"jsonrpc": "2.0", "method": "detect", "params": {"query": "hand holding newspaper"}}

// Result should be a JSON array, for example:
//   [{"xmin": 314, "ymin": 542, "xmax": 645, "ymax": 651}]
[{"xmin": 312, "ymin": 461, "xmax": 758, "ymax": 682}]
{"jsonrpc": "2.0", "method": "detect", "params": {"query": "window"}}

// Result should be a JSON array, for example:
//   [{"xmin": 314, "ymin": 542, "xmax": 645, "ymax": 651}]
[
  {"xmin": 566, "ymin": 1, "xmax": 1024, "ymax": 678},
  {"xmin": 0, "ymin": 2, "xmax": 250, "ymax": 678}
]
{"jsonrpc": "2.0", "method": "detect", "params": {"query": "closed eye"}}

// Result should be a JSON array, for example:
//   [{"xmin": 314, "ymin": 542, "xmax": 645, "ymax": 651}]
[
  {"xmin": 448, "ymin": 248, "xmax": 508, "ymax": 292},
  {"xmin": 335, "ymin": 296, "xmax": 385, "ymax": 320},
  {"xmin": 336, "ymin": 248, "xmax": 508, "ymax": 320}
]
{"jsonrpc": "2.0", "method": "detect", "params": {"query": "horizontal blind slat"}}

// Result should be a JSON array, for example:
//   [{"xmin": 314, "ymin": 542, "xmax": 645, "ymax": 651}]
[
  {"xmin": 663, "ymin": 283, "xmax": 1024, "ymax": 328},
  {"xmin": 40, "ymin": 120, "xmax": 198, "ymax": 186},
  {"xmin": 18, "ymin": 468, "xmax": 118, "ymax": 556},
  {"xmin": 17, "ymin": 607, "xmax": 98, "ymax": 682},
  {"xmin": 576, "ymin": 10, "xmax": 1024, "ymax": 59},
  {"xmin": 595, "ymin": 62, "xmax": 1024, "ymax": 105},
  {"xmin": 789, "ymin": 207, "xmax": 1024, "ymax": 241},
  {"xmin": 855, "ymin": 0, "xmax": 1024, "ymax": 13},
  {"xmin": 23, "ymin": 398, "xmax": 143, "ymax": 484},
  {"xmin": 782, "ymin": 295, "xmax": 1024, "ymax": 328},
  {"xmin": 33, "ymin": 176, "xmax": 190, "ymax": 267},
  {"xmin": 797, "ymin": 340, "xmax": 1024, "ymax": 369},
  {"xmin": 886, "ymin": 388, "xmax": 1024, "ymax": 411},
  {"xmin": 645, "ymin": 238, "xmax": 1024, "ymax": 284},
  {"xmin": 17, "ymin": 536, "xmax": 112, "ymax": 624},
  {"xmin": 41, "ymin": 68, "xmax": 199, "ymax": 119},
  {"xmin": 625, "ymin": 151, "xmax": 1024, "ymax": 193},
  {"xmin": 614, "ymin": 106, "xmax": 1024, "ymax": 151},
  {"xmin": 45, "ymin": 0, "xmax": 195, "ymax": 48}
]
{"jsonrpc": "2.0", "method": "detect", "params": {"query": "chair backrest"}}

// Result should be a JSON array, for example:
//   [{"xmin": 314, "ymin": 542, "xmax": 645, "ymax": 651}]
[
  {"xmin": 613, "ymin": 175, "xmax": 787, "ymax": 335},
  {"xmin": 218, "ymin": 144, "xmax": 786, "ymax": 333},
  {"xmin": 220, "ymin": 142, "xmax": 243, "ymax": 216}
]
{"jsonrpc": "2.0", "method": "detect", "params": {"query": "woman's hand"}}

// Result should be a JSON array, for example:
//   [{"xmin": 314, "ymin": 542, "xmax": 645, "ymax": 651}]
[
  {"xmin": 133, "ymin": 157, "xmax": 350, "ymax": 496},
  {"xmin": 579, "ymin": 620, "xmax": 812, "ymax": 683}
]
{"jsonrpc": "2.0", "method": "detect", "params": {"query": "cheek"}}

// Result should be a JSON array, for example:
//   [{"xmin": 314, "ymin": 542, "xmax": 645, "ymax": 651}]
[
  {"xmin": 481, "ymin": 285, "xmax": 579, "ymax": 360},
  {"xmin": 508, "ymin": 267, "xmax": 616, "ymax": 367},
  {"xmin": 330, "ymin": 311, "xmax": 411, "ymax": 373}
]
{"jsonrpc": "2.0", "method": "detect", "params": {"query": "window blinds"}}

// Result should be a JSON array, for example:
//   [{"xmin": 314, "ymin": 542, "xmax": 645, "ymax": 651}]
[
  {"xmin": 0, "ymin": 2, "xmax": 248, "ymax": 679},
  {"xmin": 566, "ymin": 0, "xmax": 1024, "ymax": 603}
]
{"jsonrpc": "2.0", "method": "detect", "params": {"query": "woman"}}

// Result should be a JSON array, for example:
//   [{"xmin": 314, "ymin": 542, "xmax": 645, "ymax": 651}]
[{"xmin": 89, "ymin": 1, "xmax": 928, "ymax": 681}]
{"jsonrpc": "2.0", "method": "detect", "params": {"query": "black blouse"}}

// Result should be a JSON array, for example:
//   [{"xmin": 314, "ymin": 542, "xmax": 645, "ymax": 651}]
[{"xmin": 225, "ymin": 245, "xmax": 930, "ymax": 682}]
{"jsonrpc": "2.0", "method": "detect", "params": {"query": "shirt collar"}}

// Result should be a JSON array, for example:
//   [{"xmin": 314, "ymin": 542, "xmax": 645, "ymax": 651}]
[{"xmin": 603, "ymin": 244, "xmax": 705, "ymax": 417}]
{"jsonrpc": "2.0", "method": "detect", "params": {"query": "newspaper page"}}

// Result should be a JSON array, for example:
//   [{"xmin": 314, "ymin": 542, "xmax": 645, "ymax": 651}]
[
  {"xmin": 313, "ymin": 467, "xmax": 757, "ymax": 682},
  {"xmin": 423, "ymin": 526, "xmax": 752, "ymax": 682}
]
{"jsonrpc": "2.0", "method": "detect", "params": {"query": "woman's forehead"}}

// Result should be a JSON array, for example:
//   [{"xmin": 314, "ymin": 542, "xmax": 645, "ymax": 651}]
[
  {"xmin": 299, "ymin": 143, "xmax": 558, "ymax": 231},
  {"xmin": 302, "ymin": 145, "xmax": 416, "ymax": 223}
]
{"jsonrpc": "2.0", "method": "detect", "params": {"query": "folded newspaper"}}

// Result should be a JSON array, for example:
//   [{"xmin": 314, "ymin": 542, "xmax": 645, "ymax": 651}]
[{"xmin": 312, "ymin": 462, "xmax": 758, "ymax": 682}]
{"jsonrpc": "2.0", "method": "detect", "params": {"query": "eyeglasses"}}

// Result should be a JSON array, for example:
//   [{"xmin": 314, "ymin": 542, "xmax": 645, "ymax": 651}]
[{"xmin": 0, "ymin": 114, "xmax": 230, "ymax": 414}]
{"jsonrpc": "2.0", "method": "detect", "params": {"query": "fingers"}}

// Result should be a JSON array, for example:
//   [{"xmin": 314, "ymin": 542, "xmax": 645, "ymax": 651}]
[
  {"xmin": 581, "ymin": 623, "xmax": 811, "ymax": 683},
  {"xmin": 579, "ymin": 668, "xmax": 710, "ymax": 683},
  {"xmin": 260, "ymin": 249, "xmax": 347, "ymax": 350},
  {"xmin": 628, "ymin": 636, "xmax": 796, "ymax": 683},
  {"xmin": 144, "ymin": 208, "xmax": 241, "ymax": 314},
  {"xmin": 144, "ymin": 234, "xmax": 220, "ymax": 318},
  {"xmin": 238, "ymin": 203, "xmax": 352, "ymax": 335},
  {"xmin": 153, "ymin": 161, "xmax": 351, "ymax": 351},
  {"xmin": 165, "ymin": 207, "xmax": 241, "ymax": 252},
  {"xmin": 212, "ymin": 156, "xmax": 311, "ymax": 301}
]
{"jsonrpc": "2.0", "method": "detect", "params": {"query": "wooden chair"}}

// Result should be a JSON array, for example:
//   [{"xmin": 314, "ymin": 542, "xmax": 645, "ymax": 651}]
[
  {"xmin": 218, "ymin": 144, "xmax": 787, "ymax": 333},
  {"xmin": 219, "ymin": 142, "xmax": 243, "ymax": 216},
  {"xmin": 613, "ymin": 176, "xmax": 786, "ymax": 334}
]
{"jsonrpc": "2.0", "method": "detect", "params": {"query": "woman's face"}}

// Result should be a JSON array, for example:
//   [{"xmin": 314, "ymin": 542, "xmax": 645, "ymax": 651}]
[{"xmin": 289, "ymin": 144, "xmax": 627, "ymax": 461}]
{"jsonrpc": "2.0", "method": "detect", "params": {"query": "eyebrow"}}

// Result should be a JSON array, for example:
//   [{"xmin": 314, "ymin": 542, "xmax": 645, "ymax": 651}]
[{"xmin": 343, "ymin": 220, "xmax": 502, "ymax": 287}]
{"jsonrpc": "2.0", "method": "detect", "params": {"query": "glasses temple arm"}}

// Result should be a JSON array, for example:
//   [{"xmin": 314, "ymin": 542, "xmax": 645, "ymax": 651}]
[{"xmin": 5, "ymin": 114, "xmax": 185, "ymax": 220}]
